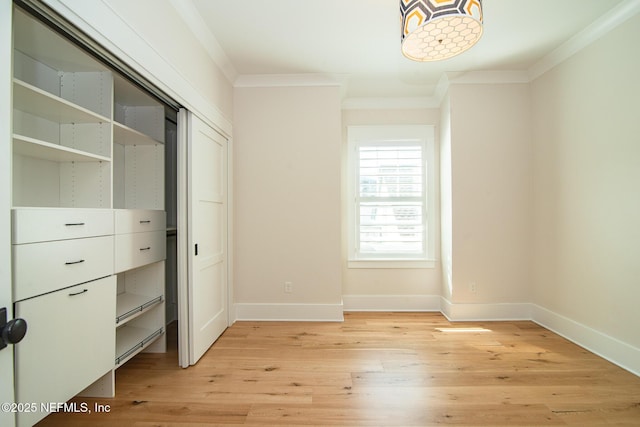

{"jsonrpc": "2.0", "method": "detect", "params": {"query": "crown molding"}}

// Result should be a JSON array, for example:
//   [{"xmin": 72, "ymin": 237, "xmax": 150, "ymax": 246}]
[
  {"xmin": 445, "ymin": 70, "xmax": 530, "ymax": 85},
  {"xmin": 234, "ymin": 73, "xmax": 344, "ymax": 88},
  {"xmin": 528, "ymin": 0, "xmax": 640, "ymax": 81},
  {"xmin": 168, "ymin": 0, "xmax": 238, "ymax": 84},
  {"xmin": 430, "ymin": 70, "xmax": 529, "ymax": 108},
  {"xmin": 341, "ymin": 96, "xmax": 440, "ymax": 110}
]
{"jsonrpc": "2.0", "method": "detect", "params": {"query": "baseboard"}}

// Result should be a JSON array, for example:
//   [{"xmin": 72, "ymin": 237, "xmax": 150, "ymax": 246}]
[
  {"xmin": 440, "ymin": 297, "xmax": 532, "ymax": 321},
  {"xmin": 342, "ymin": 294, "xmax": 441, "ymax": 312},
  {"xmin": 531, "ymin": 304, "xmax": 640, "ymax": 377},
  {"xmin": 234, "ymin": 303, "xmax": 344, "ymax": 322},
  {"xmin": 234, "ymin": 299, "xmax": 639, "ymax": 377}
]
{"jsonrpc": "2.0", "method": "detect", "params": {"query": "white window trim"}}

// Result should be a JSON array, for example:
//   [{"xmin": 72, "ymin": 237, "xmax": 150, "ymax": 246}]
[{"xmin": 347, "ymin": 125, "xmax": 436, "ymax": 269}]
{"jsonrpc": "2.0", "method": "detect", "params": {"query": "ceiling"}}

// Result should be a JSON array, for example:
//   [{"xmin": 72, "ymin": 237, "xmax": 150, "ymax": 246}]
[{"xmin": 179, "ymin": 0, "xmax": 625, "ymax": 99}]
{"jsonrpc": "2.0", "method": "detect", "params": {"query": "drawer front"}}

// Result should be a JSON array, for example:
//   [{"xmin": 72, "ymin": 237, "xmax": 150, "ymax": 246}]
[
  {"xmin": 13, "ymin": 235, "xmax": 114, "ymax": 301},
  {"xmin": 114, "ymin": 209, "xmax": 165, "ymax": 234},
  {"xmin": 12, "ymin": 208, "xmax": 114, "ymax": 244},
  {"xmin": 115, "ymin": 230, "xmax": 166, "ymax": 273},
  {"xmin": 15, "ymin": 276, "xmax": 116, "ymax": 427}
]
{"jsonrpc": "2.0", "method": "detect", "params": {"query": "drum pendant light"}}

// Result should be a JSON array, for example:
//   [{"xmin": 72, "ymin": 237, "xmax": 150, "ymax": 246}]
[{"xmin": 401, "ymin": 0, "xmax": 483, "ymax": 61}]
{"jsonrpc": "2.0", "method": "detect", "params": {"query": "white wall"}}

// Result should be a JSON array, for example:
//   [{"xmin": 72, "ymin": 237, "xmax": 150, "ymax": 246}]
[
  {"xmin": 233, "ymin": 86, "xmax": 343, "ymax": 320},
  {"xmin": 445, "ymin": 83, "xmax": 533, "ymax": 314},
  {"xmin": 439, "ymin": 94, "xmax": 453, "ymax": 302},
  {"xmin": 341, "ymin": 108, "xmax": 442, "ymax": 310},
  {"xmin": 531, "ymin": 14, "xmax": 640, "ymax": 349}
]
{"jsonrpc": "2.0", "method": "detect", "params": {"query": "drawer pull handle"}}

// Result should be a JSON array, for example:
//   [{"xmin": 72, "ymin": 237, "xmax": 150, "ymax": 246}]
[
  {"xmin": 65, "ymin": 222, "xmax": 85, "ymax": 226},
  {"xmin": 65, "ymin": 259, "xmax": 85, "ymax": 265},
  {"xmin": 69, "ymin": 289, "xmax": 88, "ymax": 296},
  {"xmin": 139, "ymin": 220, "xmax": 151, "ymax": 224},
  {"xmin": 140, "ymin": 247, "xmax": 151, "ymax": 251}
]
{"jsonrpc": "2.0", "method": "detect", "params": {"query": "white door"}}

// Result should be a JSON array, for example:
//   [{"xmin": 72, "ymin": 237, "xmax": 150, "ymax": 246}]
[
  {"xmin": 186, "ymin": 111, "xmax": 228, "ymax": 365},
  {"xmin": 1, "ymin": 1, "xmax": 16, "ymax": 425}
]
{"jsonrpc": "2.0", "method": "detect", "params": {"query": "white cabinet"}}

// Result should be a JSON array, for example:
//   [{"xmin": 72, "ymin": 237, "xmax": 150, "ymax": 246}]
[
  {"xmin": 14, "ymin": 276, "xmax": 116, "ymax": 427},
  {"xmin": 12, "ymin": 207, "xmax": 114, "ymax": 244},
  {"xmin": 114, "ymin": 210, "xmax": 167, "ymax": 273},
  {"xmin": 114, "ymin": 209, "xmax": 166, "ymax": 234},
  {"xmin": 10, "ymin": 206, "xmax": 116, "ymax": 427},
  {"xmin": 9, "ymin": 5, "xmax": 167, "ymax": 422},
  {"xmin": 13, "ymin": 234, "xmax": 114, "ymax": 301}
]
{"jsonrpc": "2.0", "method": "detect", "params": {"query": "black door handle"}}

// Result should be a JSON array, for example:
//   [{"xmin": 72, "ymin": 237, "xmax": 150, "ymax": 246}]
[{"xmin": 0, "ymin": 307, "xmax": 27, "ymax": 350}]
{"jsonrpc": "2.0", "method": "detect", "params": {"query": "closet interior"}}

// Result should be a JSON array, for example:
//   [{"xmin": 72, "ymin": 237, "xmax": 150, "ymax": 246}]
[{"xmin": 10, "ymin": 5, "xmax": 179, "ymax": 426}]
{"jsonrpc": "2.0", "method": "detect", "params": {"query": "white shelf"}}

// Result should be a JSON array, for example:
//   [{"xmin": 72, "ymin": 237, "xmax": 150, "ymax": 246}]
[
  {"xmin": 116, "ymin": 292, "xmax": 163, "ymax": 326},
  {"xmin": 115, "ymin": 325, "xmax": 164, "ymax": 367},
  {"xmin": 114, "ymin": 121, "xmax": 163, "ymax": 146},
  {"xmin": 13, "ymin": 8, "xmax": 106, "ymax": 74},
  {"xmin": 13, "ymin": 78, "xmax": 110, "ymax": 124},
  {"xmin": 13, "ymin": 134, "xmax": 111, "ymax": 163}
]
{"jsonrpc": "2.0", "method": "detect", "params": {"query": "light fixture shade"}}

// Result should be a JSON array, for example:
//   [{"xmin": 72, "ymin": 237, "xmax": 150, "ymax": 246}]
[{"xmin": 401, "ymin": 0, "xmax": 483, "ymax": 61}]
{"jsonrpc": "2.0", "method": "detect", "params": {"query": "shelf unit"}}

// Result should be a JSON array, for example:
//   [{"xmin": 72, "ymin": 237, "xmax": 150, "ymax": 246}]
[
  {"xmin": 115, "ymin": 262, "xmax": 165, "ymax": 366},
  {"xmin": 10, "ymin": 6, "xmax": 167, "ymax": 423},
  {"xmin": 113, "ymin": 74, "xmax": 165, "ymax": 211},
  {"xmin": 116, "ymin": 292, "xmax": 163, "ymax": 325},
  {"xmin": 12, "ymin": 9, "xmax": 112, "ymax": 211},
  {"xmin": 116, "ymin": 324, "xmax": 164, "ymax": 366},
  {"xmin": 114, "ymin": 254, "xmax": 166, "ymax": 368},
  {"xmin": 112, "ymin": 74, "xmax": 166, "ymax": 366}
]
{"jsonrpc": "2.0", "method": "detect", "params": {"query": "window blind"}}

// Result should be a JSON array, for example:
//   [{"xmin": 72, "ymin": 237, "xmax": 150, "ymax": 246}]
[{"xmin": 356, "ymin": 143, "xmax": 426, "ymax": 257}]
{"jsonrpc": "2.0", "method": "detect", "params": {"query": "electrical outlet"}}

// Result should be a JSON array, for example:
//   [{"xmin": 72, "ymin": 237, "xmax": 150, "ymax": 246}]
[
  {"xmin": 284, "ymin": 281, "xmax": 293, "ymax": 293},
  {"xmin": 469, "ymin": 282, "xmax": 477, "ymax": 293}
]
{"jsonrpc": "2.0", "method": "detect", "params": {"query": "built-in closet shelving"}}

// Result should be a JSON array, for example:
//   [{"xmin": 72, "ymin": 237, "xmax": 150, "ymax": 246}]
[
  {"xmin": 10, "ymin": 6, "xmax": 167, "ymax": 426},
  {"xmin": 112, "ymin": 72, "xmax": 166, "ymax": 368}
]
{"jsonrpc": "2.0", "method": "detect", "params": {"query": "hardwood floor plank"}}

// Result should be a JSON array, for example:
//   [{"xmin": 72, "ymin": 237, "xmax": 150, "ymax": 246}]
[{"xmin": 38, "ymin": 312, "xmax": 640, "ymax": 426}]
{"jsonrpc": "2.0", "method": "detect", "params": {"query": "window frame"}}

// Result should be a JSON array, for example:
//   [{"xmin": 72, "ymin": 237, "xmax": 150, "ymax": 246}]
[{"xmin": 347, "ymin": 125, "xmax": 436, "ymax": 269}]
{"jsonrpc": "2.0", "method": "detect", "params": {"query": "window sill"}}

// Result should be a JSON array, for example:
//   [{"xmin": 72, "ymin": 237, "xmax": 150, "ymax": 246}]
[{"xmin": 347, "ymin": 259, "xmax": 436, "ymax": 269}]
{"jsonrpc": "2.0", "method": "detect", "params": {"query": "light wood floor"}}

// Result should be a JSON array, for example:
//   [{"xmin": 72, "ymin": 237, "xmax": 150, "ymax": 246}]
[{"xmin": 39, "ymin": 312, "xmax": 640, "ymax": 426}]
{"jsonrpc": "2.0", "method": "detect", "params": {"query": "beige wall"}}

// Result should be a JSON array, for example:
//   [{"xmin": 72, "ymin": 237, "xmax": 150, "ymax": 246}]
[
  {"xmin": 233, "ymin": 86, "xmax": 343, "ymax": 305},
  {"xmin": 439, "ymin": 94, "xmax": 453, "ymax": 301},
  {"xmin": 531, "ymin": 15, "xmax": 640, "ymax": 347},
  {"xmin": 447, "ymin": 83, "xmax": 533, "ymax": 304},
  {"xmin": 341, "ymin": 108, "xmax": 442, "ymax": 298}
]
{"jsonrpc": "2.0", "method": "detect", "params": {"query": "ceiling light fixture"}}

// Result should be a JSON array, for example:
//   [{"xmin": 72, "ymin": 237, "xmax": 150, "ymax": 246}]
[{"xmin": 400, "ymin": 0, "xmax": 483, "ymax": 61}]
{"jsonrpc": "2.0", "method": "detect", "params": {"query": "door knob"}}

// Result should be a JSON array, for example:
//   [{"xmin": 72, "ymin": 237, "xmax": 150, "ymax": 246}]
[{"xmin": 0, "ymin": 307, "xmax": 27, "ymax": 350}]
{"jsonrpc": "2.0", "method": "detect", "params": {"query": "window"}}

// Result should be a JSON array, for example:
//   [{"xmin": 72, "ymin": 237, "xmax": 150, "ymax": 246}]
[{"xmin": 348, "ymin": 125, "xmax": 435, "ymax": 268}]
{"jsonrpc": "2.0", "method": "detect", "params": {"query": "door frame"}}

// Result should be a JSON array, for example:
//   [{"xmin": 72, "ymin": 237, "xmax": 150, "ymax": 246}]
[
  {"xmin": 177, "ymin": 109, "xmax": 189, "ymax": 368},
  {"xmin": 1, "ymin": 0, "xmax": 16, "ymax": 425}
]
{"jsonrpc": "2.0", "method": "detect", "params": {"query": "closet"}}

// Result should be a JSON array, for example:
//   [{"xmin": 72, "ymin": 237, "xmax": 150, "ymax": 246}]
[{"xmin": 10, "ymin": 6, "xmax": 175, "ymax": 426}]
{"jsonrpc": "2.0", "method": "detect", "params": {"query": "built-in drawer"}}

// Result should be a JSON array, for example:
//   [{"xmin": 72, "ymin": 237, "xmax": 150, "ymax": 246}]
[
  {"xmin": 13, "ymin": 235, "xmax": 114, "ymax": 301},
  {"xmin": 115, "ymin": 230, "xmax": 165, "ymax": 273},
  {"xmin": 114, "ymin": 209, "xmax": 165, "ymax": 234},
  {"xmin": 12, "ymin": 208, "xmax": 114, "ymax": 244},
  {"xmin": 15, "ymin": 276, "xmax": 116, "ymax": 427}
]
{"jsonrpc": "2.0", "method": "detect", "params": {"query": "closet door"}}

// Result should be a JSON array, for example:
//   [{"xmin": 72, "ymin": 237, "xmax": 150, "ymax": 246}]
[
  {"xmin": 186, "ymin": 111, "xmax": 228, "ymax": 365},
  {"xmin": 0, "ymin": 1, "xmax": 15, "ymax": 425}
]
